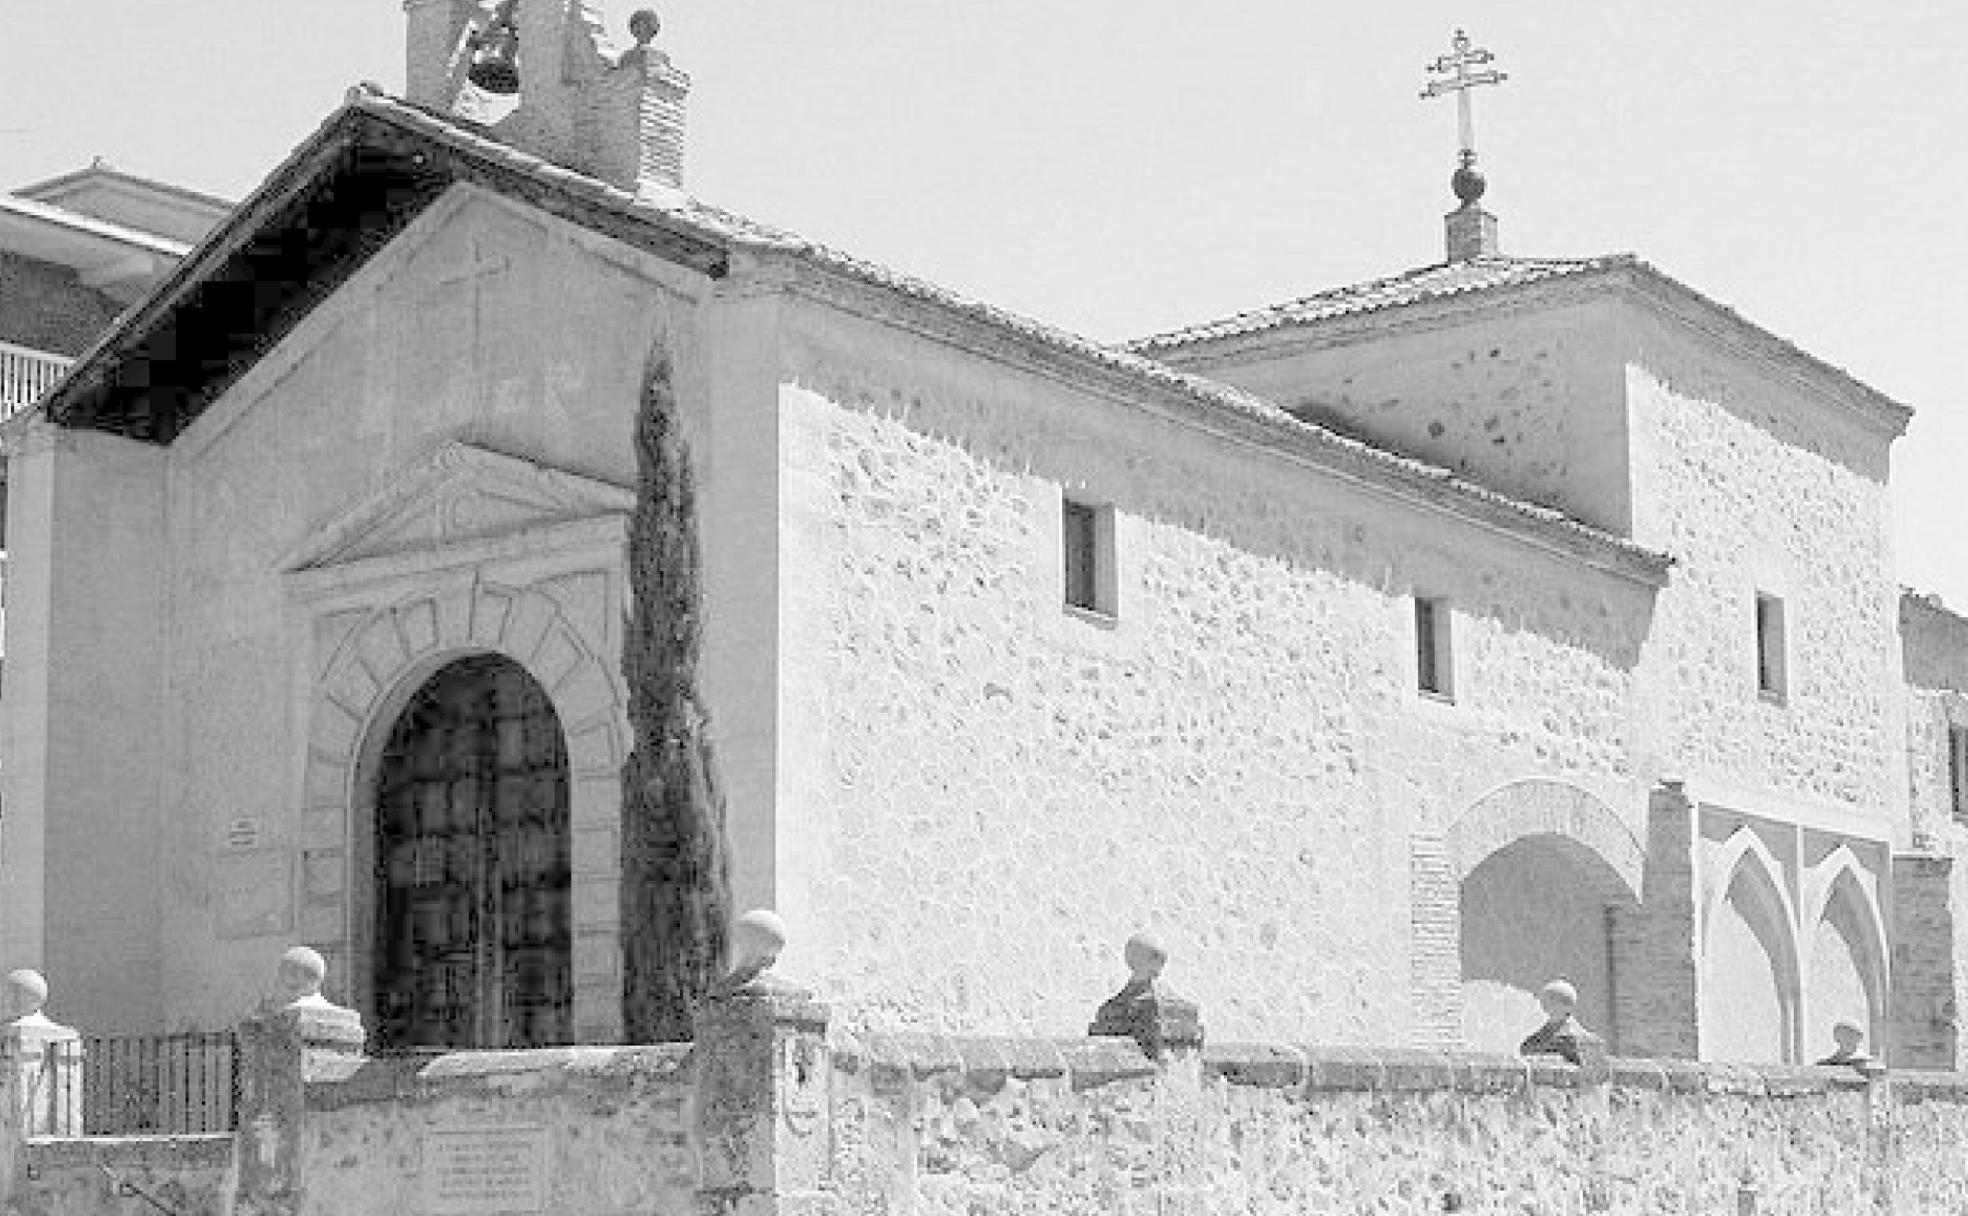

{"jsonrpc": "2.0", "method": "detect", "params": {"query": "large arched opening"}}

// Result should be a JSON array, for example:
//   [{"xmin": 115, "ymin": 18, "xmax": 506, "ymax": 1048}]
[
  {"xmin": 370, "ymin": 653, "xmax": 573, "ymax": 1049},
  {"xmin": 1460, "ymin": 832, "xmax": 1639, "ymax": 1053},
  {"xmin": 1448, "ymin": 780, "xmax": 1645, "ymax": 1054}
]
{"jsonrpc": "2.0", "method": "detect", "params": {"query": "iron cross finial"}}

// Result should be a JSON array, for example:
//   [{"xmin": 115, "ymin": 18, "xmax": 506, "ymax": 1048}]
[{"xmin": 1420, "ymin": 28, "xmax": 1508, "ymax": 166}]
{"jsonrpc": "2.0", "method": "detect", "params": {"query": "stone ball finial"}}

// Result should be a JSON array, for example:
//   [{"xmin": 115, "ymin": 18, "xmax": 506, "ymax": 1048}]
[
  {"xmin": 730, "ymin": 909, "xmax": 788, "ymax": 978},
  {"xmin": 1123, "ymin": 933, "xmax": 1168, "ymax": 984},
  {"xmin": 1451, "ymin": 160, "xmax": 1487, "ymax": 207},
  {"xmin": 1538, "ymin": 979, "xmax": 1578, "ymax": 1016},
  {"xmin": 5, "ymin": 969, "xmax": 48, "ymax": 1021},
  {"xmin": 277, "ymin": 946, "xmax": 328, "ymax": 1004},
  {"xmin": 628, "ymin": 9, "xmax": 661, "ymax": 46}
]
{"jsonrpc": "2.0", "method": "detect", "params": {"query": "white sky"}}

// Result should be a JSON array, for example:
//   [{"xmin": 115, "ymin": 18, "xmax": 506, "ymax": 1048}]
[{"xmin": 8, "ymin": 1, "xmax": 1965, "ymax": 605}]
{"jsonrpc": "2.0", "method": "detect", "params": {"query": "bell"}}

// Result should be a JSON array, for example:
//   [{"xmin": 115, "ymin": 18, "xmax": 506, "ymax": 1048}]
[
  {"xmin": 467, "ymin": 52, "xmax": 521, "ymax": 96},
  {"xmin": 466, "ymin": 3, "xmax": 521, "ymax": 96}
]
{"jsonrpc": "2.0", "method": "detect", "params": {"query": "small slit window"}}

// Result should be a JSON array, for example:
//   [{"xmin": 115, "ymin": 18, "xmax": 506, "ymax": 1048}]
[
  {"xmin": 1755, "ymin": 593, "xmax": 1787, "ymax": 702},
  {"xmin": 1415, "ymin": 596, "xmax": 1453, "ymax": 700},
  {"xmin": 1062, "ymin": 498, "xmax": 1115, "ymax": 617},
  {"xmin": 1950, "ymin": 725, "xmax": 1968, "ymax": 822}
]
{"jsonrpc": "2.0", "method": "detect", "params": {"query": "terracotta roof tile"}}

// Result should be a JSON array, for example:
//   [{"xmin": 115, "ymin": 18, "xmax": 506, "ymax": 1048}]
[{"xmin": 1127, "ymin": 255, "xmax": 1631, "ymax": 352}]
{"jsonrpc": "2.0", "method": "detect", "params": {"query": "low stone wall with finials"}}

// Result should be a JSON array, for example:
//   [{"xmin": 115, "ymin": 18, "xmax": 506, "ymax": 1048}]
[{"xmin": 7, "ymin": 920, "xmax": 1968, "ymax": 1215}]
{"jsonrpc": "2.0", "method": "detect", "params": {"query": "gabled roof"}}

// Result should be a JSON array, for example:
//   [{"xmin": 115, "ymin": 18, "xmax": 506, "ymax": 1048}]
[
  {"xmin": 1130, "ymin": 255, "xmax": 1621, "ymax": 349},
  {"xmin": 36, "ymin": 87, "xmax": 1670, "ymax": 587},
  {"xmin": 1128, "ymin": 253, "xmax": 1911, "ymax": 436},
  {"xmin": 17, "ymin": 162, "xmax": 235, "ymax": 215}
]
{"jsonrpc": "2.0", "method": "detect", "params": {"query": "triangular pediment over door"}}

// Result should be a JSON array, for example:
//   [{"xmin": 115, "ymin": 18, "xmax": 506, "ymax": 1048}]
[
  {"xmin": 282, "ymin": 440, "xmax": 636, "ymax": 578},
  {"xmin": 281, "ymin": 437, "xmax": 634, "ymax": 1047}
]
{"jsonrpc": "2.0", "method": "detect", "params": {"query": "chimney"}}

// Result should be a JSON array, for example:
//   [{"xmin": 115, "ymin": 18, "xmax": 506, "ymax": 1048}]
[{"xmin": 400, "ymin": 0, "xmax": 691, "ymax": 195}]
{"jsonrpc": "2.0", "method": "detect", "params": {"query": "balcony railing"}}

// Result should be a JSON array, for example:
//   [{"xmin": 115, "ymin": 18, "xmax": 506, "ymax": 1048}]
[{"xmin": 0, "ymin": 340, "xmax": 73, "ymax": 418}]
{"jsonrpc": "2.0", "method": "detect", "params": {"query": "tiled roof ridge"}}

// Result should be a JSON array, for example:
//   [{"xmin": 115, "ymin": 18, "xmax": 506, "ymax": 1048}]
[{"xmin": 1126, "ymin": 253, "xmax": 1634, "ymax": 353}]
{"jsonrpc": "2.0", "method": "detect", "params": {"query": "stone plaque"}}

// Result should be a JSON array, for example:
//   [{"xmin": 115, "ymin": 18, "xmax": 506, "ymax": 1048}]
[
  {"xmin": 224, "ymin": 817, "xmax": 261, "ymax": 852},
  {"xmin": 213, "ymin": 850, "xmax": 293, "ymax": 939},
  {"xmin": 422, "ymin": 1124, "xmax": 551, "ymax": 1214}
]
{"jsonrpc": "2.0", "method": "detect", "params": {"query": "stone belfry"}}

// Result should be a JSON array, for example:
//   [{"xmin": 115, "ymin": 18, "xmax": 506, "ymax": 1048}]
[{"xmin": 402, "ymin": 0, "xmax": 690, "ymax": 194}]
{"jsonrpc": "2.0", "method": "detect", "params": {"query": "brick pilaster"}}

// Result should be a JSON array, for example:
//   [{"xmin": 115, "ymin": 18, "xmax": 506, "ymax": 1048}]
[
  {"xmin": 1613, "ymin": 779, "xmax": 1701, "ymax": 1058},
  {"xmin": 1890, "ymin": 851, "xmax": 1958, "ymax": 1069},
  {"xmin": 1408, "ymin": 833, "xmax": 1463, "ymax": 1046}
]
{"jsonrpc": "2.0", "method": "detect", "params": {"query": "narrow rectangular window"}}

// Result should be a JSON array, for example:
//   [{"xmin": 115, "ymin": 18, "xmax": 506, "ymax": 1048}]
[
  {"xmin": 1755, "ymin": 593, "xmax": 1787, "ymax": 701},
  {"xmin": 1415, "ymin": 596, "xmax": 1453, "ymax": 700},
  {"xmin": 1951, "ymin": 725, "xmax": 1968, "ymax": 822},
  {"xmin": 1062, "ymin": 498, "xmax": 1114, "ymax": 617}
]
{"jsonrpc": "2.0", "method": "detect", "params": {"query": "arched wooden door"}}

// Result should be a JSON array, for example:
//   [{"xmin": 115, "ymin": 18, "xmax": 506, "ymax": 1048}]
[{"xmin": 373, "ymin": 654, "xmax": 572, "ymax": 1049}]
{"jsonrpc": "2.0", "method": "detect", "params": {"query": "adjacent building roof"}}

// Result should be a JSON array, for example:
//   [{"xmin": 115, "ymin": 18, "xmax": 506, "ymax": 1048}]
[
  {"xmin": 0, "ymin": 192, "xmax": 192, "ymax": 303},
  {"xmin": 36, "ymin": 86, "xmax": 1671, "ymax": 585},
  {"xmin": 14, "ymin": 162, "xmax": 233, "ymax": 245}
]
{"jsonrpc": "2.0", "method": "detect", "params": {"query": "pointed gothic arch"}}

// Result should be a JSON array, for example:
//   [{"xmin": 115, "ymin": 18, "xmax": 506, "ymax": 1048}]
[
  {"xmin": 1702, "ymin": 831, "xmax": 1803, "ymax": 1063},
  {"xmin": 1803, "ymin": 851, "xmax": 1888, "ymax": 1060}
]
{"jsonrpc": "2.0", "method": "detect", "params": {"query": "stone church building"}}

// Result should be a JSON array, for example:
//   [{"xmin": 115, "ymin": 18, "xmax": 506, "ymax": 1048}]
[{"xmin": 2, "ymin": 0, "xmax": 1964, "ymax": 1067}]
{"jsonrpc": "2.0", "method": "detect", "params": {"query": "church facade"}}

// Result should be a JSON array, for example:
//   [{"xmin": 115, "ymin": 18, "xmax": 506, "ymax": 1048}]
[{"xmin": 2, "ymin": 0, "xmax": 1962, "ymax": 1066}]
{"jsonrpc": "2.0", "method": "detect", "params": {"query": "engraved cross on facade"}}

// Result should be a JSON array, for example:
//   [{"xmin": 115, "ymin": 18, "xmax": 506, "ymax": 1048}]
[
  {"xmin": 437, "ymin": 239, "xmax": 513, "ymax": 358},
  {"xmin": 1420, "ymin": 29, "xmax": 1507, "ymax": 165}
]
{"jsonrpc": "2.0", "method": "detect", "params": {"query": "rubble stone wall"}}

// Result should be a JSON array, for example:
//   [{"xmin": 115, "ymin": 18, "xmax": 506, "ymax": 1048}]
[
  {"xmin": 774, "ymin": 301, "xmax": 1659, "ymax": 1045},
  {"xmin": 832, "ymin": 1035, "xmax": 1963, "ymax": 1216},
  {"xmin": 293, "ymin": 1046, "xmax": 697, "ymax": 1216},
  {"xmin": 14, "ymin": 1136, "xmax": 232, "ymax": 1216}
]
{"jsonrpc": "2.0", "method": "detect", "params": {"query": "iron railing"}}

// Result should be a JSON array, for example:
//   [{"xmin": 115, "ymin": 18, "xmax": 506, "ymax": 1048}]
[
  {"xmin": 0, "ymin": 340, "xmax": 71, "ymax": 417},
  {"xmin": 78, "ymin": 1031, "xmax": 240, "ymax": 1135}
]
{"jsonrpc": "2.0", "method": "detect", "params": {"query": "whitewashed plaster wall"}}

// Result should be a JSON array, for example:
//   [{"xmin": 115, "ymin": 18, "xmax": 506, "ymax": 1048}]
[
  {"xmin": 0, "ymin": 425, "xmax": 169, "ymax": 1034},
  {"xmin": 771, "ymin": 292, "xmax": 1659, "ymax": 1042},
  {"xmin": 109, "ymin": 185, "xmax": 742, "ymax": 1035}
]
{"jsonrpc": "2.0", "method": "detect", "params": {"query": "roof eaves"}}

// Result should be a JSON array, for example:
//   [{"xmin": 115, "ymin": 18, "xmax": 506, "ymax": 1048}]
[
  {"xmin": 38, "ymin": 107, "xmax": 363, "ymax": 428},
  {"xmin": 768, "ymin": 249, "xmax": 1669, "ymax": 587},
  {"xmin": 0, "ymin": 194, "xmax": 193, "ymax": 259},
  {"xmin": 1125, "ymin": 255, "xmax": 1627, "ymax": 353},
  {"xmin": 16, "ymin": 165, "xmax": 236, "ymax": 215},
  {"xmin": 1606, "ymin": 260, "xmax": 1913, "ymax": 436}
]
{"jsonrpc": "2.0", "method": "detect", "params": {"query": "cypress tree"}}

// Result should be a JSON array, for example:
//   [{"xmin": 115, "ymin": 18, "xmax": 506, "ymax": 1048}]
[{"xmin": 620, "ymin": 348, "xmax": 731, "ymax": 1041}]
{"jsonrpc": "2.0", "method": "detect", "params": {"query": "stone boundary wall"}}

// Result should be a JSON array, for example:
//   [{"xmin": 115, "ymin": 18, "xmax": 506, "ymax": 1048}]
[
  {"xmin": 16, "ymin": 1135, "xmax": 233, "ymax": 1216},
  {"xmin": 294, "ymin": 1045, "xmax": 698, "ymax": 1216},
  {"xmin": 833, "ymin": 1034, "xmax": 1968, "ymax": 1214},
  {"xmin": 847, "ymin": 1030, "xmax": 1896, "ymax": 1099},
  {"xmin": 13, "ymin": 943, "xmax": 1968, "ymax": 1215}
]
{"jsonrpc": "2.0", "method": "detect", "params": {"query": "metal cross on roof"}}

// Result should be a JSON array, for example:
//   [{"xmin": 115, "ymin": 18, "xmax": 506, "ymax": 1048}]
[{"xmin": 1420, "ymin": 29, "xmax": 1508, "ymax": 165}]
